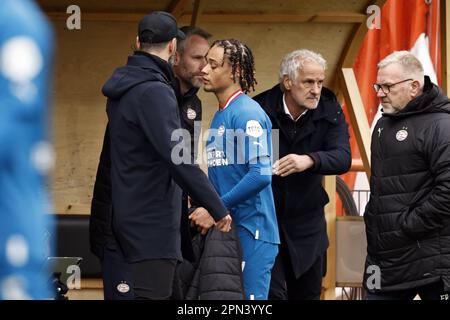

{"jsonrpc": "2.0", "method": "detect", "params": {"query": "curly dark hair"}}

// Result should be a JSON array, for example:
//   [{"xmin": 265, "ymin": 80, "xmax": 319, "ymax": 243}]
[{"xmin": 211, "ymin": 39, "xmax": 257, "ymax": 93}]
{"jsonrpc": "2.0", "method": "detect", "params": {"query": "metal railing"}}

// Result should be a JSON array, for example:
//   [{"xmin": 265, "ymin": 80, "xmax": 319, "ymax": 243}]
[{"xmin": 351, "ymin": 189, "xmax": 370, "ymax": 216}]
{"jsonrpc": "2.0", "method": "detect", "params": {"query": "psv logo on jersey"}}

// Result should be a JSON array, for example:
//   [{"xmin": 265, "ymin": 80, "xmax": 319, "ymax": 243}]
[
  {"xmin": 186, "ymin": 107, "xmax": 197, "ymax": 120},
  {"xmin": 218, "ymin": 124, "xmax": 225, "ymax": 136},
  {"xmin": 396, "ymin": 129, "xmax": 408, "ymax": 141}
]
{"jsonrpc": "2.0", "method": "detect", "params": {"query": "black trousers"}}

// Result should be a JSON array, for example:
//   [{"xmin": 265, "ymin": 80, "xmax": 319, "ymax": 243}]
[
  {"xmin": 269, "ymin": 246, "xmax": 325, "ymax": 300},
  {"xmin": 101, "ymin": 245, "xmax": 180, "ymax": 300},
  {"xmin": 366, "ymin": 280, "xmax": 449, "ymax": 300},
  {"xmin": 131, "ymin": 259, "xmax": 177, "ymax": 300}
]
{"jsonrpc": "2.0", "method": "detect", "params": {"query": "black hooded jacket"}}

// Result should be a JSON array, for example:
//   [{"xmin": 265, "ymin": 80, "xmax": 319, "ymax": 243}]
[
  {"xmin": 91, "ymin": 51, "xmax": 227, "ymax": 262},
  {"xmin": 254, "ymin": 84, "xmax": 351, "ymax": 277},
  {"xmin": 364, "ymin": 76, "xmax": 450, "ymax": 292},
  {"xmin": 90, "ymin": 53, "xmax": 205, "ymax": 260}
]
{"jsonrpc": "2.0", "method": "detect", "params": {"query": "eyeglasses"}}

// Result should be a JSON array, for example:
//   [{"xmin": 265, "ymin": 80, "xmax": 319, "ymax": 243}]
[{"xmin": 373, "ymin": 78, "xmax": 413, "ymax": 94}]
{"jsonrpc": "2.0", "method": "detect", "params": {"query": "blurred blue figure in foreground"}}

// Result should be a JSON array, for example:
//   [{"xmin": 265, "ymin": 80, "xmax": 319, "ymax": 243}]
[{"xmin": 0, "ymin": 0, "xmax": 54, "ymax": 299}]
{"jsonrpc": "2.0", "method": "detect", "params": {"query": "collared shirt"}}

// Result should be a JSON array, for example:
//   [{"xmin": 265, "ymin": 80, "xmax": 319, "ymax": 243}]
[{"xmin": 283, "ymin": 93, "xmax": 308, "ymax": 122}]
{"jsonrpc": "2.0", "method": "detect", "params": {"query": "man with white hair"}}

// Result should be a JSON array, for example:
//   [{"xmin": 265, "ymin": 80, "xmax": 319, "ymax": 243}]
[
  {"xmin": 364, "ymin": 51, "xmax": 450, "ymax": 300},
  {"xmin": 254, "ymin": 49, "xmax": 351, "ymax": 300}
]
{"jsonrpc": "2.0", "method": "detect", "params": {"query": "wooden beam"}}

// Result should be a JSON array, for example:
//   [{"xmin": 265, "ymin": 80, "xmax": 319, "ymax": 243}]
[
  {"xmin": 46, "ymin": 12, "xmax": 147, "ymax": 22},
  {"xmin": 181, "ymin": 12, "xmax": 366, "ymax": 24},
  {"xmin": 333, "ymin": 0, "xmax": 386, "ymax": 180},
  {"xmin": 340, "ymin": 67, "xmax": 372, "ymax": 180},
  {"xmin": 330, "ymin": 21, "xmax": 362, "ymax": 95},
  {"xmin": 322, "ymin": 175, "xmax": 337, "ymax": 300},
  {"xmin": 308, "ymin": 12, "xmax": 367, "ymax": 23},
  {"xmin": 350, "ymin": 158, "xmax": 365, "ymax": 172},
  {"xmin": 190, "ymin": 0, "xmax": 204, "ymax": 27},
  {"xmin": 168, "ymin": 0, "xmax": 190, "ymax": 20},
  {"xmin": 331, "ymin": 0, "xmax": 386, "ymax": 91},
  {"xmin": 341, "ymin": 0, "xmax": 388, "ymax": 68},
  {"xmin": 442, "ymin": 0, "xmax": 450, "ymax": 95},
  {"xmin": 44, "ymin": 11, "xmax": 366, "ymax": 24}
]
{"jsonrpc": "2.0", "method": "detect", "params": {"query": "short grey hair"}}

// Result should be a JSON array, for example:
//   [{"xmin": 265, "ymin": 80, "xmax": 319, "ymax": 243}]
[
  {"xmin": 177, "ymin": 26, "xmax": 211, "ymax": 54},
  {"xmin": 378, "ymin": 51, "xmax": 424, "ymax": 86},
  {"xmin": 279, "ymin": 49, "xmax": 327, "ymax": 85}
]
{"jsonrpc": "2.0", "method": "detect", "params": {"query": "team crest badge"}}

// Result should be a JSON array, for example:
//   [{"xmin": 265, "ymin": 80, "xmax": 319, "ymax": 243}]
[
  {"xmin": 396, "ymin": 129, "xmax": 408, "ymax": 141},
  {"xmin": 218, "ymin": 124, "xmax": 225, "ymax": 136},
  {"xmin": 186, "ymin": 107, "xmax": 197, "ymax": 120},
  {"xmin": 117, "ymin": 282, "xmax": 130, "ymax": 293}
]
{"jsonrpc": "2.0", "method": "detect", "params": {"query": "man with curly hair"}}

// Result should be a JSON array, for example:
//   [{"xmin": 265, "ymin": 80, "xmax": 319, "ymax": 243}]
[{"xmin": 192, "ymin": 39, "xmax": 280, "ymax": 300}]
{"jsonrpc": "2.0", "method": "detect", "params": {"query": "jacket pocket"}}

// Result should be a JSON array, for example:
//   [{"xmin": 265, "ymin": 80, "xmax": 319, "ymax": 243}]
[{"xmin": 377, "ymin": 229, "xmax": 414, "ymax": 254}]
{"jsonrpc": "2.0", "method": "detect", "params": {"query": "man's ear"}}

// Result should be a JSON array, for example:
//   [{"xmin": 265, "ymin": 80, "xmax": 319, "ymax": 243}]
[
  {"xmin": 135, "ymin": 36, "xmax": 141, "ymax": 50},
  {"xmin": 283, "ymin": 76, "xmax": 292, "ymax": 91},
  {"xmin": 173, "ymin": 51, "xmax": 181, "ymax": 66},
  {"xmin": 168, "ymin": 38, "xmax": 177, "ymax": 55},
  {"xmin": 410, "ymin": 80, "xmax": 422, "ymax": 98}
]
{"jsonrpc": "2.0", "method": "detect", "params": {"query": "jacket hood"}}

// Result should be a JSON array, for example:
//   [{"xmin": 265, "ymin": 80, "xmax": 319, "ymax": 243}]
[
  {"xmin": 386, "ymin": 76, "xmax": 450, "ymax": 118},
  {"xmin": 102, "ymin": 51, "xmax": 175, "ymax": 100}
]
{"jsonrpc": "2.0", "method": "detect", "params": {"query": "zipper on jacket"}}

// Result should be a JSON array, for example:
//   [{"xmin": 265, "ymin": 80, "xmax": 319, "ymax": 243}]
[{"xmin": 416, "ymin": 240, "xmax": 421, "ymax": 249}]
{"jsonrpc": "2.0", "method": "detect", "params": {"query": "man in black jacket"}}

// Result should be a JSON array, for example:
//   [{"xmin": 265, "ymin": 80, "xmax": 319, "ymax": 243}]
[
  {"xmin": 254, "ymin": 49, "xmax": 351, "ymax": 300},
  {"xmin": 172, "ymin": 26, "xmax": 212, "ymax": 264},
  {"xmin": 90, "ymin": 11, "xmax": 231, "ymax": 300},
  {"xmin": 364, "ymin": 51, "xmax": 450, "ymax": 300},
  {"xmin": 173, "ymin": 26, "xmax": 210, "ymax": 161}
]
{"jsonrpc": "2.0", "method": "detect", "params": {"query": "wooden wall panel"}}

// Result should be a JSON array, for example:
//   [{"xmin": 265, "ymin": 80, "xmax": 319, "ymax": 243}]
[{"xmin": 51, "ymin": 21, "xmax": 134, "ymax": 213}]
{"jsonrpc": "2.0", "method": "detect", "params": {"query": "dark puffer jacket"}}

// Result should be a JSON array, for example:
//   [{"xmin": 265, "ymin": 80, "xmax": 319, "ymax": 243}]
[
  {"xmin": 364, "ymin": 76, "xmax": 450, "ymax": 292},
  {"xmin": 176, "ymin": 225, "xmax": 245, "ymax": 300}
]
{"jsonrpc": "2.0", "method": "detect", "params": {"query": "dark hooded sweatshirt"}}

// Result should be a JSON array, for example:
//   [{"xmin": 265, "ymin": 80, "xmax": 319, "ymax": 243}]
[
  {"xmin": 89, "ymin": 53, "xmax": 205, "ymax": 260},
  {"xmin": 96, "ymin": 51, "xmax": 227, "ymax": 262},
  {"xmin": 364, "ymin": 76, "xmax": 450, "ymax": 292}
]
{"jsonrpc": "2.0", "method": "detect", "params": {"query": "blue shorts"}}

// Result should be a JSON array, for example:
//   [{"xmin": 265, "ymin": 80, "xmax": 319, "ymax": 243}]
[{"xmin": 237, "ymin": 227, "xmax": 278, "ymax": 300}]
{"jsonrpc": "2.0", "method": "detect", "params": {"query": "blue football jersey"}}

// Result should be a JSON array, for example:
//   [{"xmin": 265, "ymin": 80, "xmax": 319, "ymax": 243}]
[{"xmin": 206, "ymin": 92, "xmax": 280, "ymax": 244}]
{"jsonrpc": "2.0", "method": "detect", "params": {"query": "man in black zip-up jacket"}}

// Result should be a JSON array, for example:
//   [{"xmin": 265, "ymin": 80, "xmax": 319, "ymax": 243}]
[
  {"xmin": 254, "ymin": 49, "xmax": 351, "ymax": 300},
  {"xmin": 364, "ymin": 51, "xmax": 450, "ymax": 300},
  {"xmin": 172, "ymin": 26, "xmax": 212, "ymax": 265},
  {"xmin": 91, "ymin": 11, "xmax": 231, "ymax": 300}
]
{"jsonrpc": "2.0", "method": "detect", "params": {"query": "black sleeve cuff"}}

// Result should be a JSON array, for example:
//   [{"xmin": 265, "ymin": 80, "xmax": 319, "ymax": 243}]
[{"xmin": 306, "ymin": 152, "xmax": 320, "ymax": 171}]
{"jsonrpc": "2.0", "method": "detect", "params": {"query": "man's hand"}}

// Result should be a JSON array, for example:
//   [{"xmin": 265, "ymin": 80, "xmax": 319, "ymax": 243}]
[
  {"xmin": 189, "ymin": 207, "xmax": 215, "ymax": 235},
  {"xmin": 215, "ymin": 214, "xmax": 232, "ymax": 233},
  {"xmin": 273, "ymin": 154, "xmax": 314, "ymax": 177}
]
